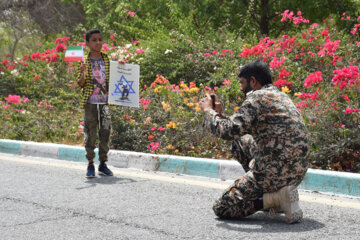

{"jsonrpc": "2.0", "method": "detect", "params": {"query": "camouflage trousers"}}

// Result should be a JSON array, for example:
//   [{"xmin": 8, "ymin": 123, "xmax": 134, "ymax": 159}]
[
  {"xmin": 83, "ymin": 103, "xmax": 111, "ymax": 164},
  {"xmin": 213, "ymin": 134, "xmax": 308, "ymax": 219}
]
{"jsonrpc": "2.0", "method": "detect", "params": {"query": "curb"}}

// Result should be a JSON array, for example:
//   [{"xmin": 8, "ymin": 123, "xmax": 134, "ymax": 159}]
[{"xmin": 1, "ymin": 139, "xmax": 360, "ymax": 197}]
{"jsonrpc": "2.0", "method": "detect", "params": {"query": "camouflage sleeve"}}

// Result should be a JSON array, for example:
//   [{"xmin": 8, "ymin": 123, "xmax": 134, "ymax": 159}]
[{"xmin": 203, "ymin": 96, "xmax": 259, "ymax": 140}]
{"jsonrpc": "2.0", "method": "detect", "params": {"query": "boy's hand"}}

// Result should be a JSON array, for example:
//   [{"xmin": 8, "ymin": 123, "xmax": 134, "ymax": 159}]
[
  {"xmin": 79, "ymin": 62, "xmax": 87, "ymax": 77},
  {"xmin": 77, "ymin": 62, "xmax": 87, "ymax": 87}
]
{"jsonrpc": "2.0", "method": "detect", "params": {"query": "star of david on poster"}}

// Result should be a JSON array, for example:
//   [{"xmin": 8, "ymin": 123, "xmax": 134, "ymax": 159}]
[
  {"xmin": 108, "ymin": 62, "xmax": 139, "ymax": 107},
  {"xmin": 114, "ymin": 76, "xmax": 135, "ymax": 95}
]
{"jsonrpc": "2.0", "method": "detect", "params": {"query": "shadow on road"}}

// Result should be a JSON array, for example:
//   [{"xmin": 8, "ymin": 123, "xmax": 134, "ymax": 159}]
[
  {"xmin": 215, "ymin": 212, "xmax": 325, "ymax": 233},
  {"xmin": 75, "ymin": 176, "xmax": 138, "ymax": 190}
]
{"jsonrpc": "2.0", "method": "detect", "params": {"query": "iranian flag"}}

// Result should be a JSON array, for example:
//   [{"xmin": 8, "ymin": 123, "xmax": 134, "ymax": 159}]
[{"xmin": 64, "ymin": 46, "xmax": 84, "ymax": 61}]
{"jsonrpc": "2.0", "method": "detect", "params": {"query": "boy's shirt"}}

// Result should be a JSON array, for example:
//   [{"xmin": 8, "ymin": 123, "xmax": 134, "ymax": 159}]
[
  {"xmin": 88, "ymin": 58, "xmax": 108, "ymax": 104},
  {"xmin": 77, "ymin": 52, "xmax": 110, "ymax": 109}
]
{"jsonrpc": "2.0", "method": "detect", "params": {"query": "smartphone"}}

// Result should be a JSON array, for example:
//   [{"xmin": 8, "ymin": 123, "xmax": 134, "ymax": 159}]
[{"xmin": 210, "ymin": 94, "xmax": 216, "ymax": 109}]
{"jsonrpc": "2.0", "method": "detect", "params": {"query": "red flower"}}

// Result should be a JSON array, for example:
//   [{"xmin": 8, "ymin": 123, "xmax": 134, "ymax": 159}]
[
  {"xmin": 33, "ymin": 75, "xmax": 40, "ymax": 82},
  {"xmin": 304, "ymin": 71, "xmax": 323, "ymax": 88},
  {"xmin": 55, "ymin": 43, "xmax": 67, "ymax": 52}
]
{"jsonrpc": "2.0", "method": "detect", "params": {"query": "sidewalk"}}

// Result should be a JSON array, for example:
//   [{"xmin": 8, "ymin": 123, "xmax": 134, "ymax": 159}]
[{"xmin": 1, "ymin": 139, "xmax": 360, "ymax": 197}]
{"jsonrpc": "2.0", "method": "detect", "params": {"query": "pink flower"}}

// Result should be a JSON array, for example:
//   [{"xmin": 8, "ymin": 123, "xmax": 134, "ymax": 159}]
[
  {"xmin": 341, "ymin": 94, "xmax": 350, "ymax": 101},
  {"xmin": 102, "ymin": 43, "xmax": 110, "ymax": 50},
  {"xmin": 37, "ymin": 42, "xmax": 42, "ymax": 46},
  {"xmin": 126, "ymin": 9, "xmax": 135, "ymax": 17},
  {"xmin": 110, "ymin": 34, "xmax": 115, "ymax": 39},
  {"xmin": 33, "ymin": 75, "xmax": 40, "ymax": 82},
  {"xmin": 321, "ymin": 29, "xmax": 329, "ymax": 36},
  {"xmin": 304, "ymin": 71, "xmax": 323, "ymax": 88},
  {"xmin": 332, "ymin": 66, "xmax": 360, "ymax": 89},
  {"xmin": 147, "ymin": 142, "xmax": 159, "ymax": 151},
  {"xmin": 222, "ymin": 79, "xmax": 231, "ymax": 86},
  {"xmin": 77, "ymin": 128, "xmax": 83, "ymax": 136},
  {"xmin": 5, "ymin": 95, "xmax": 21, "ymax": 104},
  {"xmin": 23, "ymin": 98, "xmax": 29, "ymax": 103},
  {"xmin": 151, "ymin": 126, "xmax": 157, "ymax": 131},
  {"xmin": 2, "ymin": 59, "xmax": 9, "ymax": 66},
  {"xmin": 80, "ymin": 122, "xmax": 84, "ymax": 126},
  {"xmin": 269, "ymin": 56, "xmax": 286, "ymax": 69},
  {"xmin": 344, "ymin": 108, "xmax": 353, "ymax": 114},
  {"xmin": 211, "ymin": 50, "xmax": 218, "ymax": 55},
  {"xmin": 158, "ymin": 127, "xmax": 165, "ymax": 131},
  {"xmin": 139, "ymin": 98, "xmax": 151, "ymax": 110},
  {"xmin": 55, "ymin": 43, "xmax": 67, "ymax": 52},
  {"xmin": 136, "ymin": 49, "xmax": 145, "ymax": 54},
  {"xmin": 204, "ymin": 53, "xmax": 211, "ymax": 57}
]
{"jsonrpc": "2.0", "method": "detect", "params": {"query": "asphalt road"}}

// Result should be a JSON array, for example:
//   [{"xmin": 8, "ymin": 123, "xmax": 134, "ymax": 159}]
[{"xmin": 1, "ymin": 153, "xmax": 360, "ymax": 240}]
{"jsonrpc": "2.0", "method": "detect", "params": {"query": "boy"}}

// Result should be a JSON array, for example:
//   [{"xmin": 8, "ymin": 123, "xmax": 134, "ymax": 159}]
[{"xmin": 77, "ymin": 29, "xmax": 113, "ymax": 178}]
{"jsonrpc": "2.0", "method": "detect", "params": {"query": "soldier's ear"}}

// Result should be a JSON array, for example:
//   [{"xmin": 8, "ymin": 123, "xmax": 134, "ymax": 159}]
[
  {"xmin": 251, "ymin": 76, "xmax": 263, "ymax": 90},
  {"xmin": 250, "ymin": 76, "xmax": 257, "ymax": 88}
]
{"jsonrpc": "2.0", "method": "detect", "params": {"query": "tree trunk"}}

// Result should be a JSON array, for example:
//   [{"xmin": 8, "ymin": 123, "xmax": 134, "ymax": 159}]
[{"xmin": 259, "ymin": 0, "xmax": 270, "ymax": 35}]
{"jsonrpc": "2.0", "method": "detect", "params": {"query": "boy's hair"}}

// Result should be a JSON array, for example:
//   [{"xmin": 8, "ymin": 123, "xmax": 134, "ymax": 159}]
[
  {"xmin": 238, "ymin": 60, "xmax": 272, "ymax": 86},
  {"xmin": 85, "ymin": 29, "xmax": 101, "ymax": 42}
]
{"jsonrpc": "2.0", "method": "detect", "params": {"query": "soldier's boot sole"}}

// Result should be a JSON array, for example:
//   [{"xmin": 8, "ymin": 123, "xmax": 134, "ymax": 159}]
[{"xmin": 280, "ymin": 186, "xmax": 303, "ymax": 224}]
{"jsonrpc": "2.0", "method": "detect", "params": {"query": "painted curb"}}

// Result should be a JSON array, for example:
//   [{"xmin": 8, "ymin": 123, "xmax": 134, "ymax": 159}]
[{"xmin": 1, "ymin": 139, "xmax": 359, "ymax": 197}]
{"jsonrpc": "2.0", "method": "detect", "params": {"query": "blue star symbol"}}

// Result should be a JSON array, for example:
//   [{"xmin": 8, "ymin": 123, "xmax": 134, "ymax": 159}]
[{"xmin": 113, "ymin": 75, "xmax": 135, "ymax": 95}]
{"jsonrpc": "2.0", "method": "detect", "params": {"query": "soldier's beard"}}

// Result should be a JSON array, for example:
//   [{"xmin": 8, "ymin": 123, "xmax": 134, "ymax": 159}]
[{"xmin": 242, "ymin": 85, "xmax": 253, "ymax": 97}]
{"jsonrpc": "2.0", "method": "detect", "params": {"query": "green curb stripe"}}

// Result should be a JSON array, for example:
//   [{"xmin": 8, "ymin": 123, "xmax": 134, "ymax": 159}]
[
  {"xmin": 158, "ymin": 156, "xmax": 219, "ymax": 178},
  {"xmin": 1, "ymin": 139, "xmax": 360, "ymax": 197},
  {"xmin": 300, "ymin": 169, "xmax": 360, "ymax": 197},
  {"xmin": 58, "ymin": 147, "xmax": 98, "ymax": 162},
  {"xmin": 0, "ymin": 140, "xmax": 21, "ymax": 154}
]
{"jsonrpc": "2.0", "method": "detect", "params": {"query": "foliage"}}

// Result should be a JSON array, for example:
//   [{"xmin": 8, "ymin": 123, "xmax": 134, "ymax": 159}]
[
  {"xmin": 1, "ymin": 6, "xmax": 360, "ymax": 172},
  {"xmin": 0, "ymin": 37, "xmax": 83, "ymax": 144}
]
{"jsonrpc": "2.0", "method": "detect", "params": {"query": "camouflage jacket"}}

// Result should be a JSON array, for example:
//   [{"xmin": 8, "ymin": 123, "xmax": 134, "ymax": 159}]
[{"xmin": 203, "ymin": 84, "xmax": 309, "ymax": 179}]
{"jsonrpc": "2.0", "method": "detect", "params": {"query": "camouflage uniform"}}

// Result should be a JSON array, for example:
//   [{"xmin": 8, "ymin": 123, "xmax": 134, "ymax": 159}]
[{"xmin": 203, "ymin": 84, "xmax": 309, "ymax": 219}]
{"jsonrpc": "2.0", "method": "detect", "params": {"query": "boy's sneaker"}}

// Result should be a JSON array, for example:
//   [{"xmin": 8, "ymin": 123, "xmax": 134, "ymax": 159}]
[
  {"xmin": 98, "ymin": 163, "xmax": 113, "ymax": 176},
  {"xmin": 86, "ymin": 164, "xmax": 96, "ymax": 178}
]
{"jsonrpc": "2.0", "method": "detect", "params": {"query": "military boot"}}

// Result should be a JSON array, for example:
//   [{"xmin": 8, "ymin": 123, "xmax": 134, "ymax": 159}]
[{"xmin": 263, "ymin": 185, "xmax": 303, "ymax": 223}]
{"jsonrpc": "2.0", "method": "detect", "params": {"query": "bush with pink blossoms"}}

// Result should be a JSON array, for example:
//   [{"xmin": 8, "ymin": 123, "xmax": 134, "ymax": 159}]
[{"xmin": 1, "ymin": 11, "xmax": 360, "ymax": 172}]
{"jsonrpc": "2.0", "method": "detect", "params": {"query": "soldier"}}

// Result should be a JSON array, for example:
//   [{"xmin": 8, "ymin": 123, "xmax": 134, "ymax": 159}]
[{"xmin": 199, "ymin": 60, "xmax": 309, "ymax": 223}]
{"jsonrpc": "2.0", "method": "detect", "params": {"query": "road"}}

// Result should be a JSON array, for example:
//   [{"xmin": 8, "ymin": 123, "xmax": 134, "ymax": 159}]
[{"xmin": 0, "ymin": 153, "xmax": 359, "ymax": 240}]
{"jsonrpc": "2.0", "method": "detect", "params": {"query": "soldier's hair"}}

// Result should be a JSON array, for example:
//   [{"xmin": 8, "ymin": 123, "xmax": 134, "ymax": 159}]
[
  {"xmin": 85, "ymin": 29, "xmax": 101, "ymax": 42},
  {"xmin": 238, "ymin": 60, "xmax": 272, "ymax": 86}
]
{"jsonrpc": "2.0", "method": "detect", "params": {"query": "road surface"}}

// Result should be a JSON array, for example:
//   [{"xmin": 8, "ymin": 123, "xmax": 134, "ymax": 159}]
[{"xmin": 0, "ymin": 153, "xmax": 359, "ymax": 239}]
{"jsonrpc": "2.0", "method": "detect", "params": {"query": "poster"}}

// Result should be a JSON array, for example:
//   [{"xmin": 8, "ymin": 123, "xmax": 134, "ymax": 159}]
[{"xmin": 108, "ymin": 61, "xmax": 139, "ymax": 107}]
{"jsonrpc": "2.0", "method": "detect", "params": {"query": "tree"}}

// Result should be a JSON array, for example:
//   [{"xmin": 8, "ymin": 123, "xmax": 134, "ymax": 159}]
[
  {"xmin": 0, "ymin": 0, "xmax": 85, "ymax": 35},
  {"xmin": 0, "ymin": 0, "xmax": 86, "ymax": 58},
  {"xmin": 222, "ymin": 0, "xmax": 358, "ymax": 37}
]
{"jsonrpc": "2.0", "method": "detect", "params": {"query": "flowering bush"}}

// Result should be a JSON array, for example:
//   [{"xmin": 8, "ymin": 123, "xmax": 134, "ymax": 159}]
[
  {"xmin": 110, "ymin": 75, "xmax": 237, "ymax": 159},
  {"xmin": 1, "ymin": 11, "xmax": 360, "ymax": 172},
  {"xmin": 237, "ymin": 13, "xmax": 360, "ymax": 171}
]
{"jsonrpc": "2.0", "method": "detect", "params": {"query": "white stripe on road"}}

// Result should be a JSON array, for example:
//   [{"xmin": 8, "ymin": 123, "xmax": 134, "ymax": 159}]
[{"xmin": 1, "ymin": 154, "xmax": 360, "ymax": 210}]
